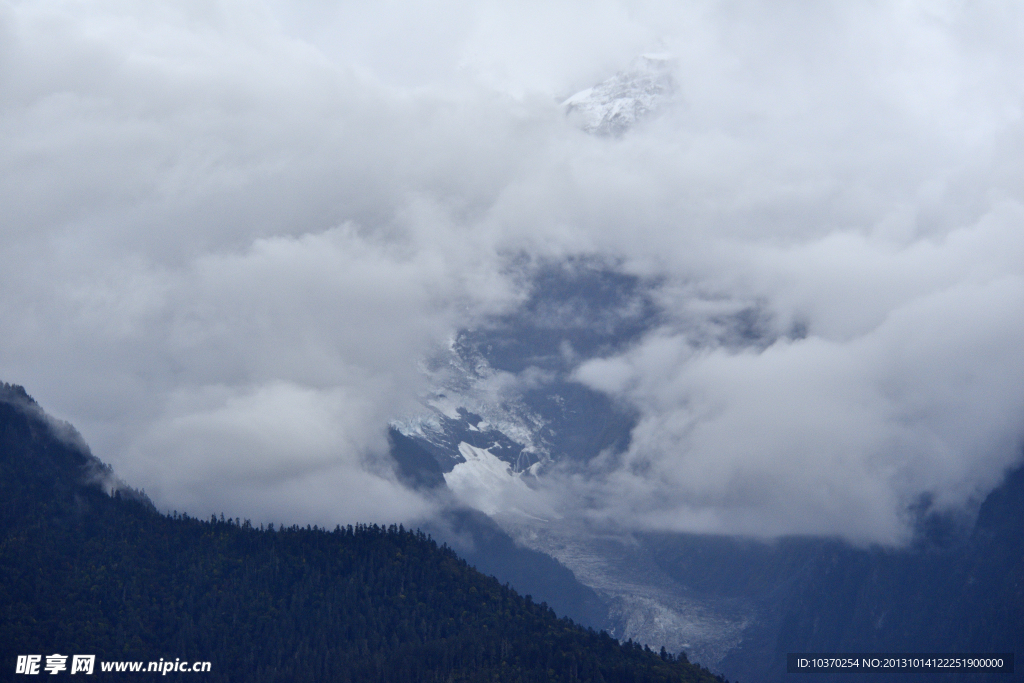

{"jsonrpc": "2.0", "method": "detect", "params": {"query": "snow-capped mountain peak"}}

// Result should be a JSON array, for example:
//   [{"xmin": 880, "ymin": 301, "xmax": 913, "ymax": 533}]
[{"xmin": 563, "ymin": 54, "xmax": 677, "ymax": 136}]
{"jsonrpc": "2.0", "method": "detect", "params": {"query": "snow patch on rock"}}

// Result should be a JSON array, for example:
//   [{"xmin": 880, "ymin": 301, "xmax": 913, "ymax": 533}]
[{"xmin": 444, "ymin": 442, "xmax": 539, "ymax": 516}]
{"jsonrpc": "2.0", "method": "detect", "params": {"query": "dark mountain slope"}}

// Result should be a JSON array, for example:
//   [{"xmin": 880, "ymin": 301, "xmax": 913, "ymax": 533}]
[
  {"xmin": 642, "ymin": 465, "xmax": 1024, "ymax": 683},
  {"xmin": 0, "ymin": 383, "xmax": 725, "ymax": 682},
  {"xmin": 389, "ymin": 427, "xmax": 611, "ymax": 629}
]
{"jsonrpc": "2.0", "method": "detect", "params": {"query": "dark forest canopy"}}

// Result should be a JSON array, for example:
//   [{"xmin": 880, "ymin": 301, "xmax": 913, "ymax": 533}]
[{"xmin": 0, "ymin": 383, "xmax": 727, "ymax": 682}]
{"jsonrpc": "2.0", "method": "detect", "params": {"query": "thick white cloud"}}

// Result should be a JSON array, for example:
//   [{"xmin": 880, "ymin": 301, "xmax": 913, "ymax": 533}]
[
  {"xmin": 0, "ymin": 0, "xmax": 529, "ymax": 524},
  {"xmin": 1, "ymin": 0, "xmax": 1022, "ymax": 540},
  {"xmin": 575, "ymin": 275, "xmax": 1024, "ymax": 543}
]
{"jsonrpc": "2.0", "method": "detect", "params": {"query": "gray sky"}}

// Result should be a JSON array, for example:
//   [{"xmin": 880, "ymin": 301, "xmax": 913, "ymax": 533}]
[{"xmin": 2, "ymin": 0, "xmax": 1023, "ymax": 543}]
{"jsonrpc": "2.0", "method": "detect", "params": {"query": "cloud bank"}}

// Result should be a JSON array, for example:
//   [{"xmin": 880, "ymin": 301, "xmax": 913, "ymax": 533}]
[{"xmin": 1, "ymin": 0, "xmax": 1022, "ymax": 541}]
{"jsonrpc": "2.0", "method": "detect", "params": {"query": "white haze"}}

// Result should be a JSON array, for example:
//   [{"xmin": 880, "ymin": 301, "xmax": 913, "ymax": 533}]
[{"xmin": 1, "ymin": 0, "xmax": 1022, "ymax": 542}]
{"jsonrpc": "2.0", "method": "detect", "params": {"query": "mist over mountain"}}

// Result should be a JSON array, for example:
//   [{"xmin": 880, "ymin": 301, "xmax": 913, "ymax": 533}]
[
  {"xmin": 387, "ymin": 262, "xmax": 1024, "ymax": 676},
  {"xmin": 4, "ymin": 0, "xmax": 1022, "ymax": 544},
  {"xmin": 2, "ymin": 1, "xmax": 1023, "ymax": 679}
]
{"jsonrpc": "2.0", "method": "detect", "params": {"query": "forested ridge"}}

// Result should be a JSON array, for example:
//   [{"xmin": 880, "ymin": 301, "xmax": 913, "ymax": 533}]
[{"xmin": 0, "ymin": 383, "xmax": 727, "ymax": 682}]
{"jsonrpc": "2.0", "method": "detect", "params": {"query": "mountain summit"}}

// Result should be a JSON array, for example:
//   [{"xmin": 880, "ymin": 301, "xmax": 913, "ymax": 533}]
[{"xmin": 563, "ymin": 54, "xmax": 677, "ymax": 136}]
